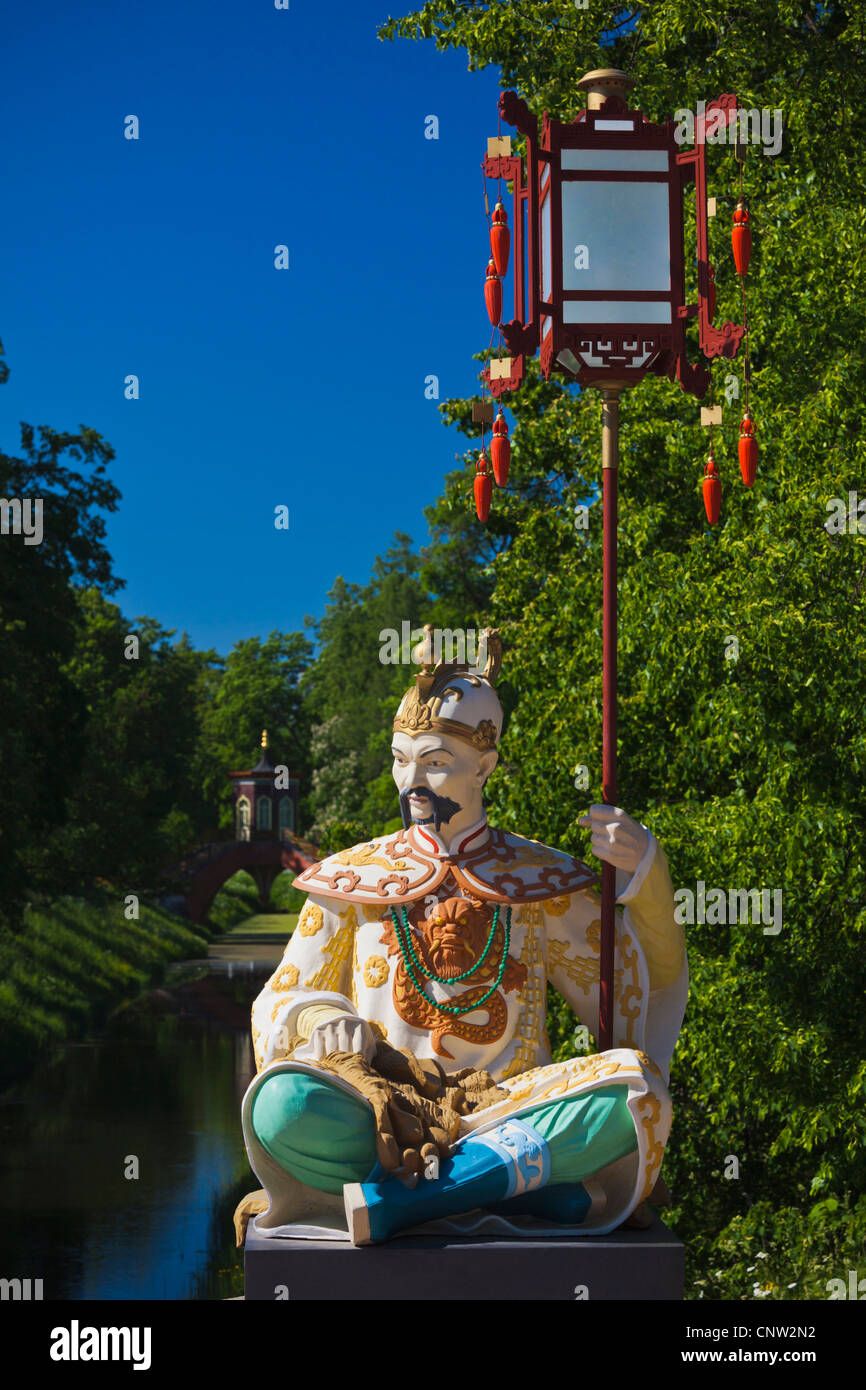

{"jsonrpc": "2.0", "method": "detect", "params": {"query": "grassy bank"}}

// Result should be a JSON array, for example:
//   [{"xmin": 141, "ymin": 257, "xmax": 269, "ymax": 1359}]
[
  {"xmin": 0, "ymin": 892, "xmax": 210, "ymax": 1091},
  {"xmin": 0, "ymin": 870, "xmax": 304, "ymax": 1092}
]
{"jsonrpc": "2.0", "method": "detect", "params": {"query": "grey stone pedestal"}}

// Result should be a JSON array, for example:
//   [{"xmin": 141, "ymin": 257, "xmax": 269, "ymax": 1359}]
[{"xmin": 244, "ymin": 1213, "xmax": 684, "ymax": 1300}]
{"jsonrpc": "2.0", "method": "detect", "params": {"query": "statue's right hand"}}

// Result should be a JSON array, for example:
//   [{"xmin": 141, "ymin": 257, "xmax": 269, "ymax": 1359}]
[{"xmin": 306, "ymin": 1014, "xmax": 376, "ymax": 1063}]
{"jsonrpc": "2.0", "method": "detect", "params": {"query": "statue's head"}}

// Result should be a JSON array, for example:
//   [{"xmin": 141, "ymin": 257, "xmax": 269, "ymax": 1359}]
[{"xmin": 391, "ymin": 628, "xmax": 503, "ymax": 835}]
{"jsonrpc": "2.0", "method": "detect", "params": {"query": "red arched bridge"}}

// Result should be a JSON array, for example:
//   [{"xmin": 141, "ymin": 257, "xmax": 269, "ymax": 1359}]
[{"xmin": 163, "ymin": 833, "xmax": 319, "ymax": 923}]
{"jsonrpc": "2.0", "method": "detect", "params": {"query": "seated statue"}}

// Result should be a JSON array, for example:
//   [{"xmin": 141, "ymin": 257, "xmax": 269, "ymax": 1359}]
[{"xmin": 238, "ymin": 631, "xmax": 687, "ymax": 1245}]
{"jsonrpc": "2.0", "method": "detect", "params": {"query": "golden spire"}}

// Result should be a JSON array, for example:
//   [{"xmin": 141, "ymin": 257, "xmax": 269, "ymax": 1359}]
[{"xmin": 261, "ymin": 729, "xmax": 269, "ymax": 748}]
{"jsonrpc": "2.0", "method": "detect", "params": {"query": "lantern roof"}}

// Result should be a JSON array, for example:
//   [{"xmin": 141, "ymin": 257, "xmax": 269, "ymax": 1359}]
[
  {"xmin": 482, "ymin": 72, "xmax": 745, "ymax": 398},
  {"xmin": 575, "ymin": 69, "xmax": 635, "ymax": 109}
]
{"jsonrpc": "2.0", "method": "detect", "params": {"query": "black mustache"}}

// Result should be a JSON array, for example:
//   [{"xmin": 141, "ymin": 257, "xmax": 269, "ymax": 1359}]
[{"xmin": 399, "ymin": 785, "xmax": 463, "ymax": 832}]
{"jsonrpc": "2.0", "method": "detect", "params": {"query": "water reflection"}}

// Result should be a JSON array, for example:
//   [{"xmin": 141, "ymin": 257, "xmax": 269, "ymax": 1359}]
[{"xmin": 0, "ymin": 956, "xmax": 275, "ymax": 1300}]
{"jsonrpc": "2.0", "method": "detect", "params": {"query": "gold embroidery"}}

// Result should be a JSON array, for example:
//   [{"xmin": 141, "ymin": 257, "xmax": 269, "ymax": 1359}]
[
  {"xmin": 551, "ymin": 914, "xmax": 641, "ymax": 1042},
  {"xmin": 501, "ymin": 926, "xmax": 545, "ymax": 1079},
  {"xmin": 548, "ymin": 939, "xmax": 623, "ymax": 996},
  {"xmin": 270, "ymin": 961, "xmax": 300, "ymax": 992},
  {"xmin": 617, "ymin": 932, "xmax": 642, "ymax": 1046},
  {"xmin": 545, "ymin": 894, "xmax": 572, "ymax": 917},
  {"xmin": 634, "ymin": 1049, "xmax": 664, "ymax": 1082},
  {"xmin": 335, "ymin": 845, "xmax": 408, "ymax": 872},
  {"xmin": 516, "ymin": 901, "xmax": 544, "ymax": 929},
  {"xmin": 363, "ymin": 903, "xmax": 385, "ymax": 922},
  {"xmin": 635, "ymin": 1092, "xmax": 665, "ymax": 1204},
  {"xmin": 494, "ymin": 1053, "xmax": 634, "ymax": 1112},
  {"xmin": 363, "ymin": 955, "xmax": 390, "ymax": 989},
  {"xmin": 297, "ymin": 903, "xmax": 325, "ymax": 936},
  {"xmin": 500, "ymin": 1060, "xmax": 556, "ymax": 1091},
  {"xmin": 304, "ymin": 909, "xmax": 356, "ymax": 992},
  {"xmin": 368, "ymin": 1019, "xmax": 389, "ymax": 1041},
  {"xmin": 350, "ymin": 920, "xmax": 360, "ymax": 1009},
  {"xmin": 485, "ymin": 844, "xmax": 564, "ymax": 871},
  {"xmin": 502, "ymin": 1082, "xmax": 539, "ymax": 1106},
  {"xmin": 574, "ymin": 1055, "xmax": 629, "ymax": 1084}
]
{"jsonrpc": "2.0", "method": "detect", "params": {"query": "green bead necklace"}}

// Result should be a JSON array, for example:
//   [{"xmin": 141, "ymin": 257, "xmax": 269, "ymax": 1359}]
[{"xmin": 390, "ymin": 902, "xmax": 512, "ymax": 1018}]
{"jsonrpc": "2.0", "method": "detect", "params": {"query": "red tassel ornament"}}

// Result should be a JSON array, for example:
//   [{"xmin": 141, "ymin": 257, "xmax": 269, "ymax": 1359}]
[
  {"xmin": 474, "ymin": 449, "xmax": 493, "ymax": 522},
  {"xmin": 490, "ymin": 412, "xmax": 510, "ymax": 486},
  {"xmin": 738, "ymin": 412, "xmax": 758, "ymax": 486},
  {"xmin": 703, "ymin": 451, "xmax": 721, "ymax": 526},
  {"xmin": 732, "ymin": 199, "xmax": 751, "ymax": 276},
  {"xmin": 490, "ymin": 201, "xmax": 510, "ymax": 276},
  {"xmin": 484, "ymin": 259, "xmax": 502, "ymax": 326}
]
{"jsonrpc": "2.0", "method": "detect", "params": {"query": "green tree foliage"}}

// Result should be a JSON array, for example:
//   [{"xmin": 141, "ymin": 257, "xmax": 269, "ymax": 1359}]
[
  {"xmin": 300, "ymin": 533, "xmax": 433, "ymax": 837},
  {"xmin": 53, "ymin": 588, "xmax": 221, "ymax": 888},
  {"xmin": 0, "ymin": 346, "xmax": 315, "ymax": 910},
  {"xmin": 378, "ymin": 0, "xmax": 866, "ymax": 1295},
  {"xmin": 0, "ymin": 415, "xmax": 122, "ymax": 926},
  {"xmin": 199, "ymin": 630, "xmax": 313, "ymax": 834}
]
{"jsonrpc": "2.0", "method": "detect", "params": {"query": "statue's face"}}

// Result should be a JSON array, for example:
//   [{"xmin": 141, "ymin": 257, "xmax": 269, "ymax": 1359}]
[{"xmin": 391, "ymin": 730, "xmax": 496, "ymax": 830}]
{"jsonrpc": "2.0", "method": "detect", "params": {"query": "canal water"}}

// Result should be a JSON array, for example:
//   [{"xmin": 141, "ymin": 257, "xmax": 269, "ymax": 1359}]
[{"xmin": 0, "ymin": 935, "xmax": 284, "ymax": 1300}]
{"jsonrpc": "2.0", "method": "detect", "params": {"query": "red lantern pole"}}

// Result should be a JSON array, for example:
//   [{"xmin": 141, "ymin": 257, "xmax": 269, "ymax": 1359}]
[{"xmin": 599, "ymin": 385, "xmax": 623, "ymax": 1052}]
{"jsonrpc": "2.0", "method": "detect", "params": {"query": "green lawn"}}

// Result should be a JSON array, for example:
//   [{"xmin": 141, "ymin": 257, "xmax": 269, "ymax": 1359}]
[{"xmin": 222, "ymin": 912, "xmax": 298, "ymax": 936}]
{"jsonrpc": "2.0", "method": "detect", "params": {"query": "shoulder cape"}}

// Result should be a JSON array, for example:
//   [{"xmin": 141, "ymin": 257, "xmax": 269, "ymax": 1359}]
[{"xmin": 293, "ymin": 825, "xmax": 598, "ymax": 906}]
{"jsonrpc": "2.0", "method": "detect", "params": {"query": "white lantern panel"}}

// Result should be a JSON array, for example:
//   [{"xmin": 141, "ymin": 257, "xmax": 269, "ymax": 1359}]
[
  {"xmin": 562, "ymin": 150, "xmax": 668, "ymax": 171},
  {"xmin": 541, "ymin": 189, "xmax": 552, "ymax": 302},
  {"xmin": 563, "ymin": 300, "xmax": 671, "ymax": 324},
  {"xmin": 562, "ymin": 180, "xmax": 670, "ymax": 292}
]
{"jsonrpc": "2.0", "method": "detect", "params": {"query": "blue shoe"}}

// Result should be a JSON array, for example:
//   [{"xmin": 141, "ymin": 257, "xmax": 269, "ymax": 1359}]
[
  {"xmin": 344, "ymin": 1117, "xmax": 551, "ymax": 1245},
  {"xmin": 486, "ymin": 1183, "xmax": 592, "ymax": 1226}
]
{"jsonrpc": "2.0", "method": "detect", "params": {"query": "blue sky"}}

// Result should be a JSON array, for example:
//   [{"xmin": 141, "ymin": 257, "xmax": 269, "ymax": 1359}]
[{"xmin": 2, "ymin": 0, "xmax": 506, "ymax": 653}]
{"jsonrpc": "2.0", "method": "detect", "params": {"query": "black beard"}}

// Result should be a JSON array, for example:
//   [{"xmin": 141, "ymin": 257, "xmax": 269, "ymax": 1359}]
[{"xmin": 399, "ymin": 785, "xmax": 463, "ymax": 833}]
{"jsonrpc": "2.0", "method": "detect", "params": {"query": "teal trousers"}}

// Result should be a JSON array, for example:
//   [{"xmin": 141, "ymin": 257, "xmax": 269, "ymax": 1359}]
[{"xmin": 251, "ymin": 1070, "xmax": 637, "ymax": 1196}]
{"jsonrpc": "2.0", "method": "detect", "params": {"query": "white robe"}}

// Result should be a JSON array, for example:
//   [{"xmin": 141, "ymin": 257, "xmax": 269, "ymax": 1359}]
[{"xmin": 242, "ymin": 819, "xmax": 687, "ymax": 1237}]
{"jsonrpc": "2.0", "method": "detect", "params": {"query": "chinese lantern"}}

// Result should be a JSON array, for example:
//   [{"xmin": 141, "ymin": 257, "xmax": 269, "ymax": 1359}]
[
  {"xmin": 703, "ymin": 451, "xmax": 721, "ymax": 525},
  {"xmin": 490, "ymin": 411, "xmax": 510, "ymax": 486},
  {"xmin": 732, "ymin": 198, "xmax": 751, "ymax": 276},
  {"xmin": 738, "ymin": 412, "xmax": 758, "ymax": 486},
  {"xmin": 474, "ymin": 449, "xmax": 493, "ymax": 521},
  {"xmin": 484, "ymin": 260, "xmax": 502, "ymax": 326},
  {"xmin": 490, "ymin": 200, "xmax": 510, "ymax": 276},
  {"xmin": 708, "ymin": 263, "xmax": 717, "ymax": 322}
]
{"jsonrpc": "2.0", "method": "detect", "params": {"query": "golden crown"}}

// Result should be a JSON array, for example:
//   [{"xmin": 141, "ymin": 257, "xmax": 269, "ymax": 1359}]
[{"xmin": 393, "ymin": 627, "xmax": 502, "ymax": 752}]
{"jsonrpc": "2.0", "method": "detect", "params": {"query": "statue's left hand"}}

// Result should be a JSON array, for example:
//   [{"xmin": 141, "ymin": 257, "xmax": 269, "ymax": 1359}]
[
  {"xmin": 577, "ymin": 804, "xmax": 648, "ymax": 875},
  {"xmin": 305, "ymin": 1015, "xmax": 376, "ymax": 1063}
]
